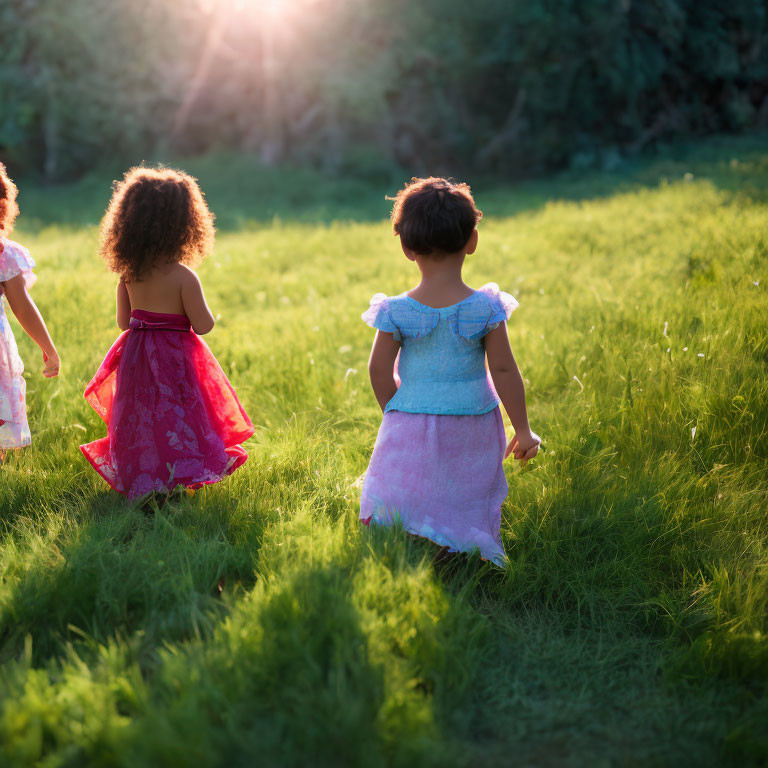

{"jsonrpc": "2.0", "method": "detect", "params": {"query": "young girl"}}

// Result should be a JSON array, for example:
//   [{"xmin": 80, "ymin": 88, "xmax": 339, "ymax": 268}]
[
  {"xmin": 0, "ymin": 163, "xmax": 59, "ymax": 456},
  {"xmin": 361, "ymin": 177, "xmax": 540, "ymax": 566},
  {"xmin": 80, "ymin": 167, "xmax": 254, "ymax": 498}
]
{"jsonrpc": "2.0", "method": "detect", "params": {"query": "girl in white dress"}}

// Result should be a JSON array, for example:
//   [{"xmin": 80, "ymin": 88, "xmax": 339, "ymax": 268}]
[{"xmin": 0, "ymin": 163, "xmax": 59, "ymax": 457}]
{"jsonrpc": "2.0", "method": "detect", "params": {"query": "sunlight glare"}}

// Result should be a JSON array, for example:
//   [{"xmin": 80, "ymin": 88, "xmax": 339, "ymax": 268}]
[{"xmin": 234, "ymin": 0, "xmax": 299, "ymax": 17}]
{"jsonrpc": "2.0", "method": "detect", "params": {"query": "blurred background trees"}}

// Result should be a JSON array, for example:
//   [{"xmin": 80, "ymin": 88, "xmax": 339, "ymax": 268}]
[{"xmin": 1, "ymin": 0, "xmax": 766, "ymax": 182}]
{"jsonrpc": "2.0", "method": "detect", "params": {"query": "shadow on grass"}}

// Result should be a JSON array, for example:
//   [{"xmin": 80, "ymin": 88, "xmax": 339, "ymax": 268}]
[
  {"xmin": 0, "ymin": 489, "xmax": 264, "ymax": 667},
  {"xmin": 123, "ymin": 517, "xmax": 500, "ymax": 766},
  {"xmin": 122, "ymin": 563, "xmax": 381, "ymax": 766},
  {"xmin": 360, "ymin": 513, "xmax": 768, "ymax": 766},
  {"xmin": 1, "ymin": 490, "xmax": 764, "ymax": 765},
  {"xmin": 0, "ymin": 511, "xmax": 492, "ymax": 766},
  {"xmin": 387, "ymin": 480, "xmax": 767, "ymax": 766}
]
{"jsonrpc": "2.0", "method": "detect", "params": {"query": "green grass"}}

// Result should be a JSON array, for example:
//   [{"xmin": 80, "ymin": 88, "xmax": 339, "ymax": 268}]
[{"xmin": 1, "ymin": 136, "xmax": 767, "ymax": 766}]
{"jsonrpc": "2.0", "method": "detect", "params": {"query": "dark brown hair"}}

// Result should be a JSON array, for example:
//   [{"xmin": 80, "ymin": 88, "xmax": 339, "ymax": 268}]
[
  {"xmin": 390, "ymin": 177, "xmax": 482, "ymax": 256},
  {"xmin": 100, "ymin": 166, "xmax": 215, "ymax": 282},
  {"xmin": 0, "ymin": 162, "xmax": 20, "ymax": 236}
]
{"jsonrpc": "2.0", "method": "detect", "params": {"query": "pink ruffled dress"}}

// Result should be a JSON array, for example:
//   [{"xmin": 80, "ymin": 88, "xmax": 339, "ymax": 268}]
[
  {"xmin": 81, "ymin": 309, "xmax": 254, "ymax": 498},
  {"xmin": 360, "ymin": 283, "xmax": 518, "ymax": 566},
  {"xmin": 0, "ymin": 239, "xmax": 36, "ymax": 449}
]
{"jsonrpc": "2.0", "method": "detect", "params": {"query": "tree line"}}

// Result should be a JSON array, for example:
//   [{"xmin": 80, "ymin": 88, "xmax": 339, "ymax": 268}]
[{"xmin": 1, "ymin": 0, "xmax": 766, "ymax": 181}]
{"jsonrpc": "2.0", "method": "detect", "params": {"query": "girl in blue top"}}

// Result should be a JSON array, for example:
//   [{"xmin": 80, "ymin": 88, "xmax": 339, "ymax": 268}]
[{"xmin": 361, "ymin": 177, "xmax": 540, "ymax": 565}]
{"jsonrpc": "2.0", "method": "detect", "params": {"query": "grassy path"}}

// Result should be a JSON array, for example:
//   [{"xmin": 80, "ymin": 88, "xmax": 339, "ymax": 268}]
[{"xmin": 1, "ymin": 140, "xmax": 766, "ymax": 766}]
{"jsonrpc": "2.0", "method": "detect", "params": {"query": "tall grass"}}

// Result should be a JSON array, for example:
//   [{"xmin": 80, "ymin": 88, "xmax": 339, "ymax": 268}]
[{"xmin": 0, "ymin": 138, "xmax": 766, "ymax": 766}]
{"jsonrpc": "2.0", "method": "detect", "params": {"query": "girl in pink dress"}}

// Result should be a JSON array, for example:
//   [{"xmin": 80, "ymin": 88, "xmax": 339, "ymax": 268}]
[
  {"xmin": 81, "ymin": 167, "xmax": 254, "ymax": 498},
  {"xmin": 361, "ymin": 177, "xmax": 540, "ymax": 566},
  {"xmin": 0, "ymin": 163, "xmax": 60, "ymax": 457}
]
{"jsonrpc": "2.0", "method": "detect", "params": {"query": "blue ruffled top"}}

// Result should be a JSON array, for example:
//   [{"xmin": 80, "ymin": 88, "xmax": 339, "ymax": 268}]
[{"xmin": 362, "ymin": 283, "xmax": 518, "ymax": 415}]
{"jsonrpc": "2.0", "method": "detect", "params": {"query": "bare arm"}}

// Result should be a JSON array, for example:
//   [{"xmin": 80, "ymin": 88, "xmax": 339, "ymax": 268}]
[
  {"xmin": 117, "ymin": 280, "xmax": 131, "ymax": 330},
  {"xmin": 181, "ymin": 269, "xmax": 215, "ymax": 335},
  {"xmin": 2, "ymin": 274, "xmax": 59, "ymax": 377},
  {"xmin": 484, "ymin": 323, "xmax": 539, "ymax": 460},
  {"xmin": 368, "ymin": 330, "xmax": 400, "ymax": 411}
]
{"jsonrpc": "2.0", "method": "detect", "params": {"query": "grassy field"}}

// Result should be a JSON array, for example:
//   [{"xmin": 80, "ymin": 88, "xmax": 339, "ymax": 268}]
[{"xmin": 1, "ymin": 136, "xmax": 767, "ymax": 766}]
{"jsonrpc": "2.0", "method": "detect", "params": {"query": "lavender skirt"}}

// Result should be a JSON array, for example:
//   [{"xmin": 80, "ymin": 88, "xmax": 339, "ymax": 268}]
[{"xmin": 360, "ymin": 408, "xmax": 508, "ymax": 566}]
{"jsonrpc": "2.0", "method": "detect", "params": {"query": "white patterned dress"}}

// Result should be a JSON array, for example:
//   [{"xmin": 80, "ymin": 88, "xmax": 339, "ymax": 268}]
[{"xmin": 0, "ymin": 238, "xmax": 36, "ymax": 449}]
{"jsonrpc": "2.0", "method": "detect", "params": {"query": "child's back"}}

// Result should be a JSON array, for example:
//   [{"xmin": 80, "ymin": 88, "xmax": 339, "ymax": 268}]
[
  {"xmin": 365, "ymin": 285, "xmax": 517, "ymax": 416},
  {"xmin": 122, "ymin": 262, "xmax": 214, "ymax": 335},
  {"xmin": 360, "ymin": 177, "xmax": 539, "ymax": 565},
  {"xmin": 80, "ymin": 167, "xmax": 253, "ymax": 498},
  {"xmin": 125, "ymin": 263, "xmax": 188, "ymax": 315}
]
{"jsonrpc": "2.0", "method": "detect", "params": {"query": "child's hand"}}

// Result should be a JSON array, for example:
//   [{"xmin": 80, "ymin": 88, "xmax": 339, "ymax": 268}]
[
  {"xmin": 42, "ymin": 349, "xmax": 60, "ymax": 378},
  {"xmin": 505, "ymin": 430, "xmax": 540, "ymax": 462}
]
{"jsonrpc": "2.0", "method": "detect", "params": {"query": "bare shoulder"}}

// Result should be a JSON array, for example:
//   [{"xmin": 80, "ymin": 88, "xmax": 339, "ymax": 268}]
[{"xmin": 176, "ymin": 263, "xmax": 202, "ymax": 287}]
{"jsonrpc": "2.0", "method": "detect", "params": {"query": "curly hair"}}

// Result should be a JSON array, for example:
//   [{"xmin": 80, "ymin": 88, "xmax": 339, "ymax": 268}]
[
  {"xmin": 0, "ymin": 162, "xmax": 20, "ymax": 236},
  {"xmin": 100, "ymin": 166, "xmax": 215, "ymax": 282},
  {"xmin": 390, "ymin": 177, "xmax": 482, "ymax": 256}
]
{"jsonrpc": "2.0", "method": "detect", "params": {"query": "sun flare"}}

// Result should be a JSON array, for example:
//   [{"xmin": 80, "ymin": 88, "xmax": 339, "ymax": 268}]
[{"xmin": 233, "ymin": 0, "xmax": 301, "ymax": 16}]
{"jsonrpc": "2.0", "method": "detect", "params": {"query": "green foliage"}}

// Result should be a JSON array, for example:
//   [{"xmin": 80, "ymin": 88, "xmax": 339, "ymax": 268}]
[
  {"xmin": 0, "ymin": 138, "xmax": 767, "ymax": 764},
  {"xmin": 1, "ymin": 0, "xmax": 767, "ymax": 179},
  {"xmin": 0, "ymin": 0, "xmax": 193, "ymax": 179}
]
